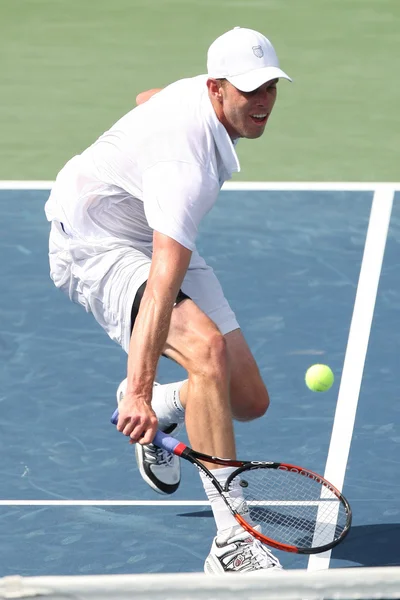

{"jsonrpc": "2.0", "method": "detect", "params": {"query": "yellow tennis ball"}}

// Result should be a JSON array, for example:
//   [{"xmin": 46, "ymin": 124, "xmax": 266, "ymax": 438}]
[{"xmin": 305, "ymin": 364, "xmax": 334, "ymax": 392}]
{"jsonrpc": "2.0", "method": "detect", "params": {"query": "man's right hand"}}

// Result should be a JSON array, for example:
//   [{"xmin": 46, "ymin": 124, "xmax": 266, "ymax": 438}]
[{"xmin": 116, "ymin": 392, "xmax": 158, "ymax": 445}]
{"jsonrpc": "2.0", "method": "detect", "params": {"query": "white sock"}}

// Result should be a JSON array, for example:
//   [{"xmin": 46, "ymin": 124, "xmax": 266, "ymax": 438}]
[
  {"xmin": 151, "ymin": 380, "xmax": 186, "ymax": 430},
  {"xmin": 200, "ymin": 467, "xmax": 247, "ymax": 534}
]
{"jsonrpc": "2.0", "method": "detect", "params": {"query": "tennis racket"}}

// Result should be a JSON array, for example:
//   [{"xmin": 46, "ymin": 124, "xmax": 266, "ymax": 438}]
[{"xmin": 111, "ymin": 409, "xmax": 351, "ymax": 554}]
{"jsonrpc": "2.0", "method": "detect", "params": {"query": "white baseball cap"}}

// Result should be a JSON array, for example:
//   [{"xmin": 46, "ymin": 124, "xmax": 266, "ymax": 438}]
[{"xmin": 207, "ymin": 27, "xmax": 292, "ymax": 92}]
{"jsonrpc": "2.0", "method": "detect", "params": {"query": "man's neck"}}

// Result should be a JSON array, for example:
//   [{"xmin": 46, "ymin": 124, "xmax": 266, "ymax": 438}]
[{"xmin": 208, "ymin": 91, "xmax": 239, "ymax": 141}]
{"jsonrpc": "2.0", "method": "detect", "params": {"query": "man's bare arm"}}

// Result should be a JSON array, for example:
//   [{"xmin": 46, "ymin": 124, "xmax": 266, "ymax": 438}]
[
  {"xmin": 136, "ymin": 88, "xmax": 163, "ymax": 105},
  {"xmin": 117, "ymin": 231, "xmax": 192, "ymax": 443}
]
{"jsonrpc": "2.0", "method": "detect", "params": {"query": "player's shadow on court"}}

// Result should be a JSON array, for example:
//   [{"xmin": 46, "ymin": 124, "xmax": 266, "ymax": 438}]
[
  {"xmin": 179, "ymin": 510, "xmax": 400, "ymax": 567},
  {"xmin": 332, "ymin": 523, "xmax": 400, "ymax": 567}
]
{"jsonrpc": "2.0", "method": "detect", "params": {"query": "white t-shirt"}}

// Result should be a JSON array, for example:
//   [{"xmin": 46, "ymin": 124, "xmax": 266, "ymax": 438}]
[{"xmin": 45, "ymin": 75, "xmax": 241, "ymax": 251}]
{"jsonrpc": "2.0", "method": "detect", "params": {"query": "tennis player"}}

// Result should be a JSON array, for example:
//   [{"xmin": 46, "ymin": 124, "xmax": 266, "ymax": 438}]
[{"xmin": 45, "ymin": 26, "xmax": 291, "ymax": 573}]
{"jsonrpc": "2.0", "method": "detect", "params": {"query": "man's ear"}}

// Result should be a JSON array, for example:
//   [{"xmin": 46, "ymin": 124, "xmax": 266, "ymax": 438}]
[{"xmin": 206, "ymin": 78, "xmax": 223, "ymax": 103}]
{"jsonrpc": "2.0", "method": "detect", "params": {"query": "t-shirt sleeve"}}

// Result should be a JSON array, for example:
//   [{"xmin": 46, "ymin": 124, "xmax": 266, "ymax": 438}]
[{"xmin": 142, "ymin": 161, "xmax": 220, "ymax": 250}]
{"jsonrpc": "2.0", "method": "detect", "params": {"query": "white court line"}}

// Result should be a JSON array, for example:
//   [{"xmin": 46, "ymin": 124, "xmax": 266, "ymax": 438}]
[
  {"xmin": 224, "ymin": 182, "xmax": 400, "ymax": 192},
  {"xmin": 0, "ymin": 501, "xmax": 207, "ymax": 507},
  {"xmin": 0, "ymin": 500, "xmax": 329, "ymax": 507},
  {"xmin": 307, "ymin": 186, "xmax": 395, "ymax": 572},
  {"xmin": 0, "ymin": 181, "xmax": 54, "ymax": 190},
  {"xmin": 0, "ymin": 181, "xmax": 400, "ymax": 191}
]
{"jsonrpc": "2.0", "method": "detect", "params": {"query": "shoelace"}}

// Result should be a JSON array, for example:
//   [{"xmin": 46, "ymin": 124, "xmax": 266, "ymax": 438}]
[
  {"xmin": 143, "ymin": 444, "xmax": 175, "ymax": 467},
  {"xmin": 229, "ymin": 537, "xmax": 280, "ymax": 571},
  {"xmin": 248, "ymin": 539, "xmax": 280, "ymax": 569}
]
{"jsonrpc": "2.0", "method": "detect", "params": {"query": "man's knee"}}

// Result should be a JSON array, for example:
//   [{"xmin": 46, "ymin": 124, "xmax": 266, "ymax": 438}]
[
  {"xmin": 231, "ymin": 380, "xmax": 270, "ymax": 421},
  {"xmin": 165, "ymin": 300, "xmax": 230, "ymax": 380},
  {"xmin": 192, "ymin": 329, "xmax": 230, "ymax": 380}
]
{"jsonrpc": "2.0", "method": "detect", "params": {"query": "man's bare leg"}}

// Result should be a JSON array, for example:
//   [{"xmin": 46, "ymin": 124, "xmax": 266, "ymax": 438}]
[
  {"xmin": 164, "ymin": 326, "xmax": 270, "ymax": 455},
  {"xmin": 163, "ymin": 299, "xmax": 236, "ymax": 464}
]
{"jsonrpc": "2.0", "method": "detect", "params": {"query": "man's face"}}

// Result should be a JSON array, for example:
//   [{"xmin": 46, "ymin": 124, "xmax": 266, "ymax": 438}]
[{"xmin": 217, "ymin": 79, "xmax": 278, "ymax": 139}]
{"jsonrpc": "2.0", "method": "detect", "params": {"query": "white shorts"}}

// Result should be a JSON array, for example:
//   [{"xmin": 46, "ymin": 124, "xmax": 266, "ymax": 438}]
[{"xmin": 48, "ymin": 222, "xmax": 239, "ymax": 352}]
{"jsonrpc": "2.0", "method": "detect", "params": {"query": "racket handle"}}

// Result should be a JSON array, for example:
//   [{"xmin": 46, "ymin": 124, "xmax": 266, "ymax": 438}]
[
  {"xmin": 153, "ymin": 430, "xmax": 181, "ymax": 453},
  {"xmin": 110, "ymin": 409, "xmax": 182, "ymax": 454}
]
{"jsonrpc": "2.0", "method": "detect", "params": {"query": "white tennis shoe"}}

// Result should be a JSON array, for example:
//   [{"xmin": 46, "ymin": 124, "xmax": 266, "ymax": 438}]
[
  {"xmin": 204, "ymin": 526, "xmax": 283, "ymax": 574},
  {"xmin": 116, "ymin": 379, "xmax": 181, "ymax": 495}
]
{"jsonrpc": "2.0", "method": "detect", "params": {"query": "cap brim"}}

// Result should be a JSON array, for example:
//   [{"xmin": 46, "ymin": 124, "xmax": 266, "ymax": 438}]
[{"xmin": 227, "ymin": 66, "xmax": 292, "ymax": 92}]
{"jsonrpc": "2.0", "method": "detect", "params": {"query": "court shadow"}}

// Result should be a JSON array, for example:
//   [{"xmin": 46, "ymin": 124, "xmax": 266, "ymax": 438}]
[
  {"xmin": 176, "ymin": 509, "xmax": 213, "ymax": 518},
  {"xmin": 332, "ymin": 523, "xmax": 400, "ymax": 567},
  {"xmin": 178, "ymin": 511, "xmax": 400, "ymax": 567},
  {"xmin": 178, "ymin": 507, "xmax": 316, "ymax": 532}
]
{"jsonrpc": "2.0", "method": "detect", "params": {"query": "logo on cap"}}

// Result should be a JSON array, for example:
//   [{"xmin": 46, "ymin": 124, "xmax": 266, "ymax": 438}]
[{"xmin": 252, "ymin": 45, "xmax": 264, "ymax": 58}]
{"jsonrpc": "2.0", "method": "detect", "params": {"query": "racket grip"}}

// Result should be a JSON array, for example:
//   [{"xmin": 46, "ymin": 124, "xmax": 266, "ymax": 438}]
[
  {"xmin": 153, "ymin": 430, "xmax": 182, "ymax": 453},
  {"xmin": 110, "ymin": 409, "xmax": 182, "ymax": 454}
]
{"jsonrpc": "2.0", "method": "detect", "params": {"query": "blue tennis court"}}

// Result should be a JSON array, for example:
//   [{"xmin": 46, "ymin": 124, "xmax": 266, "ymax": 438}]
[{"xmin": 0, "ymin": 184, "xmax": 399, "ymax": 576}]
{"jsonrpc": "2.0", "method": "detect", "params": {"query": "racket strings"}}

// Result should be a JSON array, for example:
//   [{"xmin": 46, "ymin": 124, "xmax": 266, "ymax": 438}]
[{"xmin": 229, "ymin": 467, "xmax": 348, "ymax": 550}]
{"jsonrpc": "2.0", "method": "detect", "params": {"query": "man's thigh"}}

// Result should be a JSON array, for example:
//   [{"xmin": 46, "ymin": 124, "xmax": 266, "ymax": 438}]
[
  {"xmin": 164, "ymin": 304, "xmax": 269, "ymax": 422},
  {"xmin": 225, "ymin": 329, "xmax": 270, "ymax": 421},
  {"xmin": 163, "ymin": 297, "xmax": 224, "ymax": 372}
]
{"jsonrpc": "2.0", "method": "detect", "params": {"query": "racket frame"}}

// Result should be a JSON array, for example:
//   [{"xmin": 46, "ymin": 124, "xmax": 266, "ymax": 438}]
[{"xmin": 175, "ymin": 446, "xmax": 352, "ymax": 554}]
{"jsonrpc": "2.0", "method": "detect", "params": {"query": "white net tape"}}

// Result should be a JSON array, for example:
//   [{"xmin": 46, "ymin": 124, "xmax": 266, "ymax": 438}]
[{"xmin": 1, "ymin": 567, "xmax": 399, "ymax": 600}]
